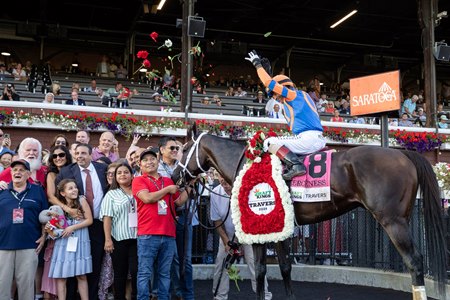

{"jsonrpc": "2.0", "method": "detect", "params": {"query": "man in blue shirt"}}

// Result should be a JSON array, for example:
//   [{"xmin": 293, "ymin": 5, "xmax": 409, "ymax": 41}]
[
  {"xmin": 246, "ymin": 51, "xmax": 326, "ymax": 180},
  {"xmin": 0, "ymin": 159, "xmax": 47, "ymax": 300},
  {"xmin": 401, "ymin": 95, "xmax": 418, "ymax": 117}
]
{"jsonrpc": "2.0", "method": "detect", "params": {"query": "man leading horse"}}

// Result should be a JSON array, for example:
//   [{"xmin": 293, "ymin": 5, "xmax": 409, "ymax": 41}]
[{"xmin": 245, "ymin": 50, "xmax": 326, "ymax": 180}]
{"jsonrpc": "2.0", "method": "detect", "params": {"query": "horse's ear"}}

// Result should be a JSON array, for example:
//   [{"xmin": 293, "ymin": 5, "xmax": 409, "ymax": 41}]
[{"xmin": 187, "ymin": 122, "xmax": 197, "ymax": 140}]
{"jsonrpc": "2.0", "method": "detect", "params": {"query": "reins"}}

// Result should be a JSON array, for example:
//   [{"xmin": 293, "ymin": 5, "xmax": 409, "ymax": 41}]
[{"xmin": 175, "ymin": 134, "xmax": 247, "ymax": 231}]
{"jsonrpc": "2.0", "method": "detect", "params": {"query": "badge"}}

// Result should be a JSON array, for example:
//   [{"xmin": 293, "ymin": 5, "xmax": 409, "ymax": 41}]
[
  {"xmin": 158, "ymin": 200, "xmax": 167, "ymax": 215},
  {"xmin": 12, "ymin": 208, "xmax": 24, "ymax": 224},
  {"xmin": 67, "ymin": 236, "xmax": 78, "ymax": 252},
  {"xmin": 128, "ymin": 212, "xmax": 138, "ymax": 227}
]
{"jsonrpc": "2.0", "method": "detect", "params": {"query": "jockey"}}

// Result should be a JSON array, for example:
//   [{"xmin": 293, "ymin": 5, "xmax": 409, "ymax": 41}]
[{"xmin": 245, "ymin": 50, "xmax": 326, "ymax": 180}]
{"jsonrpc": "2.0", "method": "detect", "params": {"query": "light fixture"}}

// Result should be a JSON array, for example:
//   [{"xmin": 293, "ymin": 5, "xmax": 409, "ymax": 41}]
[
  {"xmin": 330, "ymin": 10, "xmax": 358, "ymax": 29},
  {"xmin": 140, "ymin": 68, "xmax": 148, "ymax": 72},
  {"xmin": 319, "ymin": 82, "xmax": 324, "ymax": 86},
  {"xmin": 157, "ymin": 0, "xmax": 166, "ymax": 10},
  {"xmin": 1, "ymin": 52, "xmax": 11, "ymax": 56},
  {"xmin": 71, "ymin": 63, "xmax": 79, "ymax": 67}
]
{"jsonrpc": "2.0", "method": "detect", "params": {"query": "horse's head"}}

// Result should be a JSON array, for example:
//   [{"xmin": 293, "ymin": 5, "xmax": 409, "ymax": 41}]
[{"xmin": 172, "ymin": 123, "xmax": 210, "ymax": 186}]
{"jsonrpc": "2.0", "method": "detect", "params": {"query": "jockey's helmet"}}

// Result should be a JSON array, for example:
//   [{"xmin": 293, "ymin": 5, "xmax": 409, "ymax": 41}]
[{"xmin": 273, "ymin": 75, "xmax": 294, "ymax": 88}]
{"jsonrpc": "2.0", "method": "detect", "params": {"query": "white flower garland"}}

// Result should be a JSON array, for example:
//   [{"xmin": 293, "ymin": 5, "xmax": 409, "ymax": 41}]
[{"xmin": 231, "ymin": 154, "xmax": 295, "ymax": 244}]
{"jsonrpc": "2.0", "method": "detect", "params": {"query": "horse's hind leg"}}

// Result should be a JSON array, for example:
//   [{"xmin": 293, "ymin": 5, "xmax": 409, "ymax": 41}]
[
  {"xmin": 378, "ymin": 218, "xmax": 426, "ymax": 300},
  {"xmin": 275, "ymin": 238, "xmax": 296, "ymax": 300},
  {"xmin": 252, "ymin": 243, "xmax": 268, "ymax": 300}
]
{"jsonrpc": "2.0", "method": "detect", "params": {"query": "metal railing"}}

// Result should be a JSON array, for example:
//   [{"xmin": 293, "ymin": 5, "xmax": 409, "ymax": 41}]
[{"xmin": 191, "ymin": 198, "xmax": 450, "ymax": 277}]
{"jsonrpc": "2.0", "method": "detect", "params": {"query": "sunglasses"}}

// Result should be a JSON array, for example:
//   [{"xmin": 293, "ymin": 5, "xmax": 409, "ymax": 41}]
[
  {"xmin": 52, "ymin": 153, "xmax": 66, "ymax": 159},
  {"xmin": 169, "ymin": 146, "xmax": 180, "ymax": 151}
]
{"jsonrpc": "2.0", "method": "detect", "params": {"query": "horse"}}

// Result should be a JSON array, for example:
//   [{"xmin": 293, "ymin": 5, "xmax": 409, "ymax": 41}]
[{"xmin": 171, "ymin": 124, "xmax": 448, "ymax": 300}]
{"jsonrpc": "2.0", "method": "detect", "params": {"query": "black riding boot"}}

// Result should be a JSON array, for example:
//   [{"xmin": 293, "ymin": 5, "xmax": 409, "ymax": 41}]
[{"xmin": 274, "ymin": 146, "xmax": 306, "ymax": 180}]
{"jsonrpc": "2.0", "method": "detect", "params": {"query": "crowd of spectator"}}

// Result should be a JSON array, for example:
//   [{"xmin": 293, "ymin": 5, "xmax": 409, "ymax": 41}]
[
  {"xmin": 2, "ymin": 57, "xmax": 450, "ymax": 129},
  {"xmin": 0, "ymin": 128, "xmax": 275, "ymax": 300}
]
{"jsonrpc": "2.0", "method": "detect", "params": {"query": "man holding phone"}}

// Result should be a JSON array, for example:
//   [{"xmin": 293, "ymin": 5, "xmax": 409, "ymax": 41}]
[
  {"xmin": 0, "ymin": 129, "xmax": 13, "ymax": 156},
  {"xmin": 1, "ymin": 83, "xmax": 20, "ymax": 101}
]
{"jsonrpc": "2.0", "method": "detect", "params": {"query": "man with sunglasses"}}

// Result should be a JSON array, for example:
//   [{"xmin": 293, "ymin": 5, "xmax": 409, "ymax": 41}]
[
  {"xmin": 157, "ymin": 137, "xmax": 180, "ymax": 178},
  {"xmin": 155, "ymin": 136, "xmax": 195, "ymax": 300}
]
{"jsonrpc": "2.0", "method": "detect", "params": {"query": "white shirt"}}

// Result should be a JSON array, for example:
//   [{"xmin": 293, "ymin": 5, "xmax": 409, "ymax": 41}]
[
  {"xmin": 79, "ymin": 163, "xmax": 104, "ymax": 219},
  {"xmin": 210, "ymin": 185, "xmax": 234, "ymax": 239},
  {"xmin": 265, "ymin": 97, "xmax": 282, "ymax": 115}
]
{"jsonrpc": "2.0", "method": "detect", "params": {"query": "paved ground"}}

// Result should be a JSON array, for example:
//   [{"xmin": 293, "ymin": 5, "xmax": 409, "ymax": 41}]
[{"xmin": 195, "ymin": 280, "xmax": 418, "ymax": 300}]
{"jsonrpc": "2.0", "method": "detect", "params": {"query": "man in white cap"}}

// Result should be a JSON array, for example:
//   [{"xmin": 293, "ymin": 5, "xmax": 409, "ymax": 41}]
[
  {"xmin": 438, "ymin": 115, "xmax": 448, "ymax": 129},
  {"xmin": 201, "ymin": 96, "xmax": 210, "ymax": 105},
  {"xmin": 152, "ymin": 92, "xmax": 167, "ymax": 103}
]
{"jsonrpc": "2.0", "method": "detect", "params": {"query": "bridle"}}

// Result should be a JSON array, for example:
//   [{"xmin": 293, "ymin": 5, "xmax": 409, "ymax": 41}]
[{"xmin": 176, "ymin": 132, "xmax": 208, "ymax": 185}]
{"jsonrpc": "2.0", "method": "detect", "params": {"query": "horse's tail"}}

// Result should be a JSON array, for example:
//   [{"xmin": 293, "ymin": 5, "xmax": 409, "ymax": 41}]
[{"xmin": 402, "ymin": 150, "xmax": 447, "ymax": 297}]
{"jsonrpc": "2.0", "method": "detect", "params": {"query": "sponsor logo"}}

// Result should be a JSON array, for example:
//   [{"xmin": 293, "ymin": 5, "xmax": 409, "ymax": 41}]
[{"xmin": 248, "ymin": 183, "xmax": 276, "ymax": 215}]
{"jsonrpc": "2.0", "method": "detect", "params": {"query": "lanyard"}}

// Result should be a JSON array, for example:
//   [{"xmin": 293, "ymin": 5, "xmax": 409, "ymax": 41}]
[
  {"xmin": 120, "ymin": 188, "xmax": 136, "ymax": 212},
  {"xmin": 9, "ymin": 189, "xmax": 29, "ymax": 209},
  {"xmin": 147, "ymin": 176, "xmax": 164, "ymax": 191}
]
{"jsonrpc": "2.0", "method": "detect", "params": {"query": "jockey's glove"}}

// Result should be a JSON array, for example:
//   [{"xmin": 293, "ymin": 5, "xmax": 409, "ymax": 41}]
[
  {"xmin": 263, "ymin": 137, "xmax": 277, "ymax": 152},
  {"xmin": 245, "ymin": 50, "xmax": 262, "ymax": 69}
]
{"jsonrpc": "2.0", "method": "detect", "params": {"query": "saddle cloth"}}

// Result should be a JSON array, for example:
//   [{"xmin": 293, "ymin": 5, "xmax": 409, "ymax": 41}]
[{"xmin": 290, "ymin": 150, "xmax": 333, "ymax": 202}]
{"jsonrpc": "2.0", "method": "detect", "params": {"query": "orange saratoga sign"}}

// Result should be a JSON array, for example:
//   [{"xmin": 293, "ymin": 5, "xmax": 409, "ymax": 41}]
[{"xmin": 350, "ymin": 70, "xmax": 400, "ymax": 116}]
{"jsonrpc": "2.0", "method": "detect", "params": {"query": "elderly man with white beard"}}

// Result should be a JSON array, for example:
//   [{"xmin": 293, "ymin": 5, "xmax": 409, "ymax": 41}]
[{"xmin": 0, "ymin": 137, "xmax": 47, "ymax": 187}]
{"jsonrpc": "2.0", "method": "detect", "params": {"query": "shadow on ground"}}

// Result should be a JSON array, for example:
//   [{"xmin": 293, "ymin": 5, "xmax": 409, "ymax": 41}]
[{"xmin": 195, "ymin": 280, "xmax": 422, "ymax": 300}]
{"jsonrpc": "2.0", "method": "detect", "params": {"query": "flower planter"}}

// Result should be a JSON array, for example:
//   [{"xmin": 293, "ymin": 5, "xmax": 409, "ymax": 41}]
[
  {"xmin": 364, "ymin": 140, "xmax": 381, "ymax": 146},
  {"xmin": 441, "ymin": 190, "xmax": 450, "ymax": 199},
  {"xmin": 148, "ymin": 128, "xmax": 187, "ymax": 136},
  {"xmin": 440, "ymin": 143, "xmax": 450, "ymax": 150},
  {"xmin": 13, "ymin": 120, "xmax": 61, "ymax": 130}
]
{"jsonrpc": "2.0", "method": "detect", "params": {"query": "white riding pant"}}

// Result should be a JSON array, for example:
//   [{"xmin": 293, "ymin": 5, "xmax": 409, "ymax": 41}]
[{"xmin": 266, "ymin": 130, "xmax": 326, "ymax": 154}]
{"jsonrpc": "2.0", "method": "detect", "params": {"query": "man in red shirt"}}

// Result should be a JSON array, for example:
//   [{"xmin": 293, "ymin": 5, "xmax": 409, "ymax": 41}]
[{"xmin": 132, "ymin": 149, "xmax": 191, "ymax": 300}]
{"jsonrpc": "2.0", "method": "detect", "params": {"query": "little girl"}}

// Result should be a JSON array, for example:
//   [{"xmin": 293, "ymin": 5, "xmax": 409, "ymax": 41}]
[{"xmin": 48, "ymin": 179, "xmax": 93, "ymax": 300}]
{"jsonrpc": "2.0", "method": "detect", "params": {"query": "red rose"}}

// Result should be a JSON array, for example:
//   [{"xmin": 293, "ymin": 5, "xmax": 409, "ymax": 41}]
[
  {"xmin": 250, "ymin": 139, "xmax": 257, "ymax": 148},
  {"xmin": 150, "ymin": 32, "xmax": 159, "ymax": 42},
  {"xmin": 254, "ymin": 150, "xmax": 261, "ymax": 156},
  {"xmin": 143, "ymin": 59, "xmax": 151, "ymax": 68},
  {"xmin": 267, "ymin": 131, "xmax": 277, "ymax": 137},
  {"xmin": 137, "ymin": 50, "xmax": 149, "ymax": 59}
]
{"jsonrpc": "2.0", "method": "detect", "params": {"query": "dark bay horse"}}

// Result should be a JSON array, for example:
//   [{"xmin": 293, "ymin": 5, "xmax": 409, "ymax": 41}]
[{"xmin": 172, "ymin": 126, "xmax": 447, "ymax": 300}]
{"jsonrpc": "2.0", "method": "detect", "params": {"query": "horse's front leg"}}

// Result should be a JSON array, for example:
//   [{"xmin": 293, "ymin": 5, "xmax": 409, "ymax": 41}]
[
  {"xmin": 252, "ymin": 243, "xmax": 267, "ymax": 300},
  {"xmin": 276, "ymin": 238, "xmax": 296, "ymax": 299}
]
